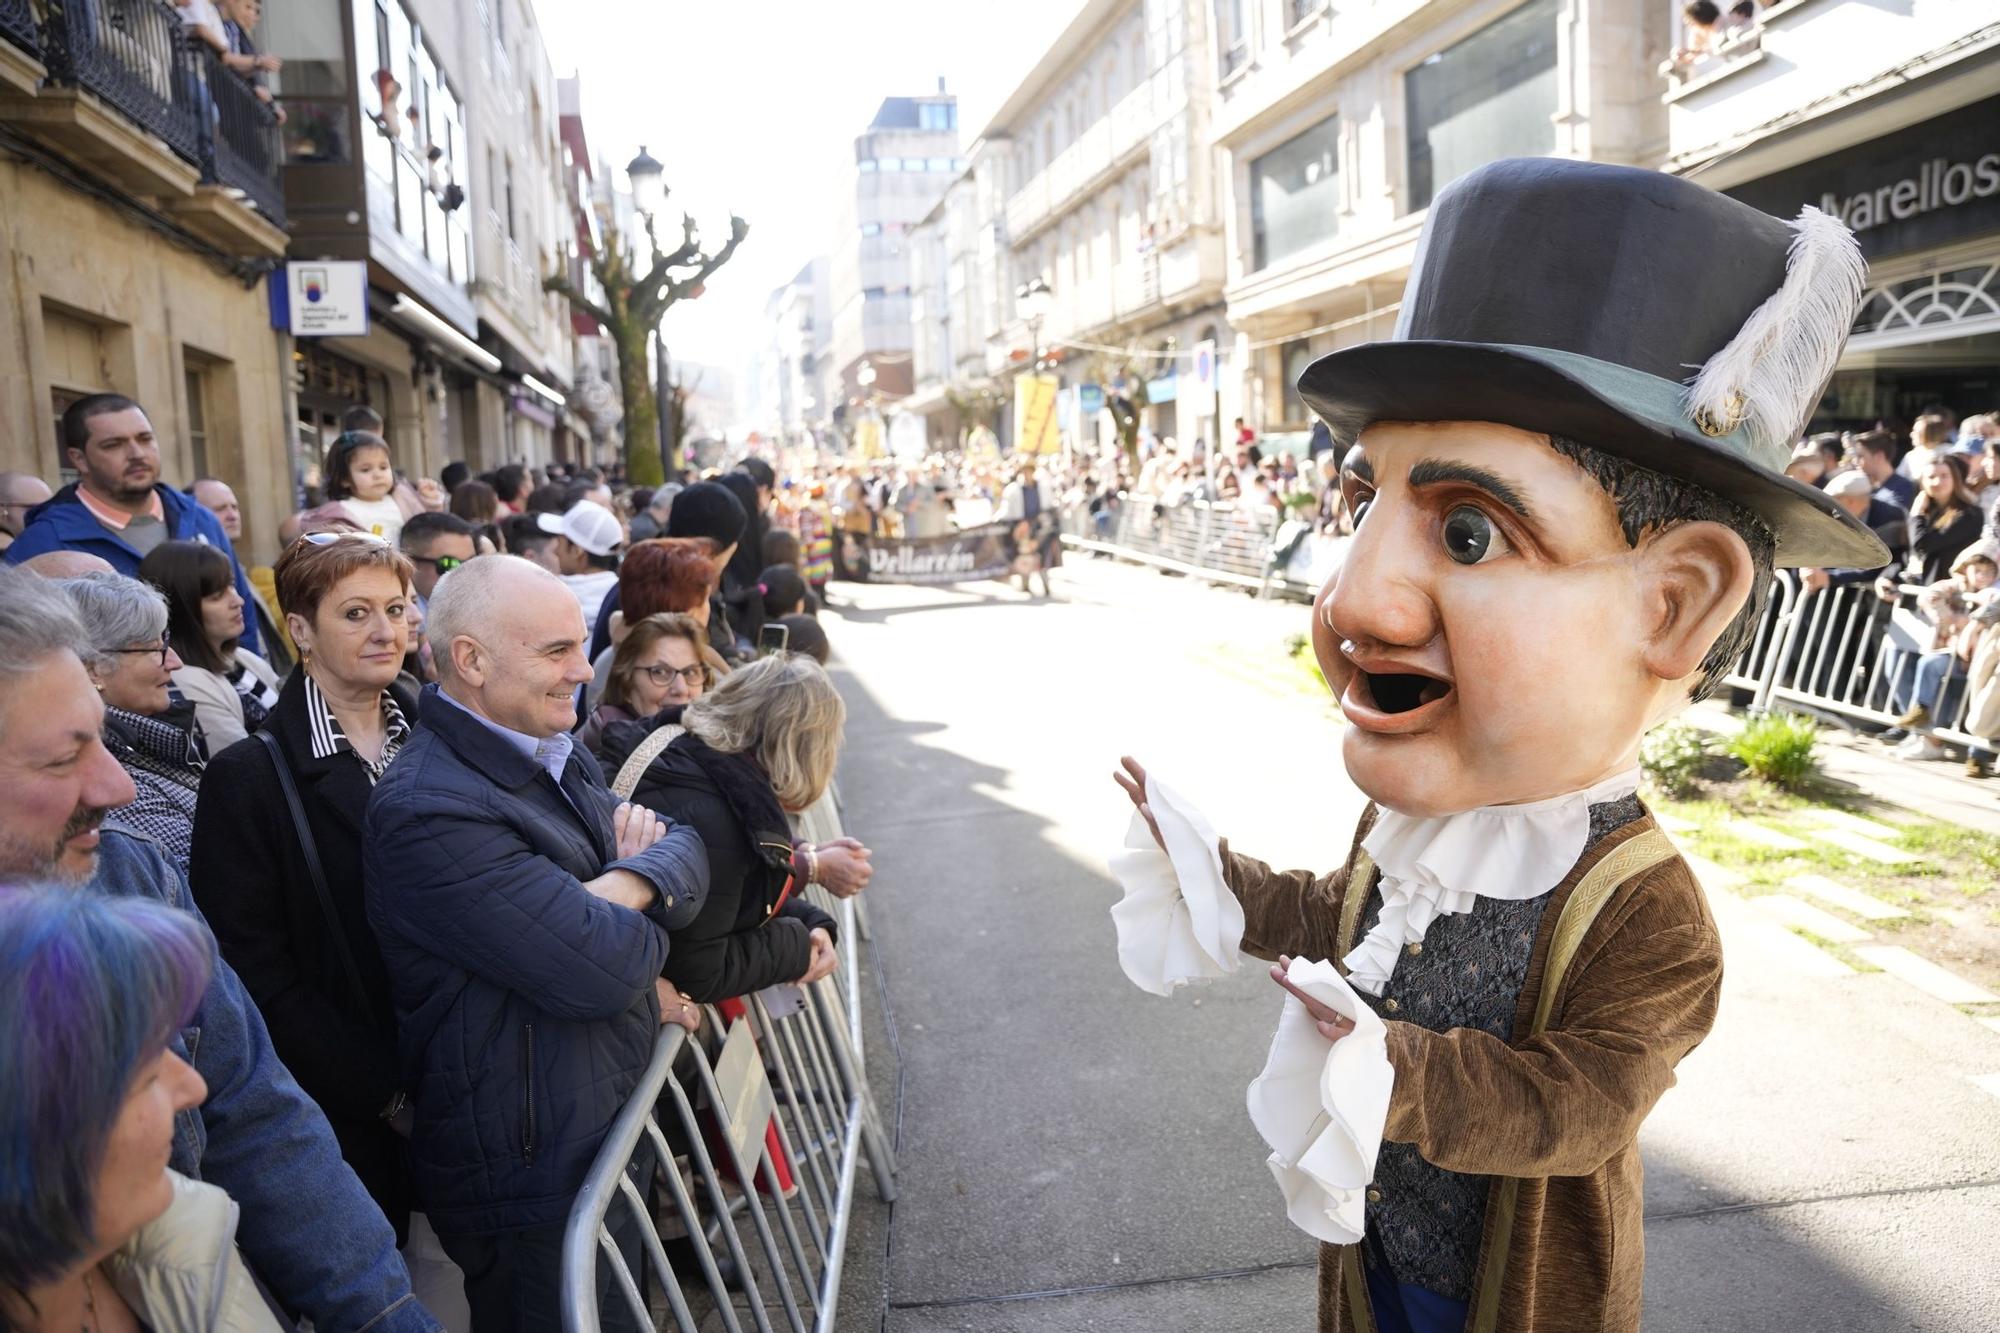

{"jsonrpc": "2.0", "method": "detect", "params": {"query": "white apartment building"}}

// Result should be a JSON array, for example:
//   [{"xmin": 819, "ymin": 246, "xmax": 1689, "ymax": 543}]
[
  {"xmin": 416, "ymin": 0, "xmax": 578, "ymax": 468},
  {"xmin": 1665, "ymin": 3, "xmax": 2000, "ymax": 430},
  {"xmin": 1207, "ymin": 0, "xmax": 1669, "ymax": 444},
  {"xmin": 826, "ymin": 91, "xmax": 964, "ymax": 412},
  {"xmin": 757, "ymin": 258, "xmax": 833, "ymax": 444},
  {"xmin": 963, "ymin": 0, "xmax": 1237, "ymax": 451}
]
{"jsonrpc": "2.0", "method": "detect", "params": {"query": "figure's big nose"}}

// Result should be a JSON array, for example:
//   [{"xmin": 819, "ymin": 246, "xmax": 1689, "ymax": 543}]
[{"xmin": 1324, "ymin": 509, "xmax": 1438, "ymax": 652}]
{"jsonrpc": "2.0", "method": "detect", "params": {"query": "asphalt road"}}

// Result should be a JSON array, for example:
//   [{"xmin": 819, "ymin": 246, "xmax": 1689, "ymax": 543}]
[{"xmin": 821, "ymin": 555, "xmax": 2000, "ymax": 1333}]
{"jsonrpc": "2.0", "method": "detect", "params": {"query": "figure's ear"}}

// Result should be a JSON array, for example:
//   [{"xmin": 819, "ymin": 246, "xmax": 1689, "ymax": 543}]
[{"xmin": 1636, "ymin": 520, "xmax": 1755, "ymax": 686}]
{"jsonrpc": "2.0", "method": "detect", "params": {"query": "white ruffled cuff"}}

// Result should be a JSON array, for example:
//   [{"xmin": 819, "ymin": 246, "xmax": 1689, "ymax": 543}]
[
  {"xmin": 1245, "ymin": 957, "xmax": 1394, "ymax": 1244},
  {"xmin": 1106, "ymin": 776, "xmax": 1246, "ymax": 996}
]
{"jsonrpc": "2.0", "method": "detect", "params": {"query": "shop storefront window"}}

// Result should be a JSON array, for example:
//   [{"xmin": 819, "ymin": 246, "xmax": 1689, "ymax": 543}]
[
  {"xmin": 1405, "ymin": 0, "xmax": 1559, "ymax": 213},
  {"xmin": 1251, "ymin": 115, "xmax": 1339, "ymax": 272}
]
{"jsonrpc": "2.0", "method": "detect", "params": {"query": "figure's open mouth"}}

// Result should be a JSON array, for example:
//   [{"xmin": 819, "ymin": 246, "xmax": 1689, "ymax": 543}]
[{"xmin": 1359, "ymin": 670, "xmax": 1452, "ymax": 716}]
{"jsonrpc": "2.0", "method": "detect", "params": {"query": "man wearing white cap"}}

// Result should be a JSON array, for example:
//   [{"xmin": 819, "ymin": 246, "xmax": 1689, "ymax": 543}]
[{"xmin": 550, "ymin": 500, "xmax": 623, "ymax": 624}]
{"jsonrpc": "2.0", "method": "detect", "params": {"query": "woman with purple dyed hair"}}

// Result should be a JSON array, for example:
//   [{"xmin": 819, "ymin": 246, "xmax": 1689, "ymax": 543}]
[{"xmin": 0, "ymin": 890, "xmax": 285, "ymax": 1331}]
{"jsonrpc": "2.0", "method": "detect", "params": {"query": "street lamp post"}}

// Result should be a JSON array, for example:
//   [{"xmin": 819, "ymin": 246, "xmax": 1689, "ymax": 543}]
[
  {"xmin": 1016, "ymin": 277, "xmax": 1053, "ymax": 373},
  {"xmin": 1015, "ymin": 278, "xmax": 1054, "ymax": 456}
]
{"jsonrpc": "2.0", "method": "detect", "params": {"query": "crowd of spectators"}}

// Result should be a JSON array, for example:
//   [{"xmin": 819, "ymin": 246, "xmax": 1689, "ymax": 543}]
[{"xmin": 0, "ymin": 391, "xmax": 877, "ymax": 1330}]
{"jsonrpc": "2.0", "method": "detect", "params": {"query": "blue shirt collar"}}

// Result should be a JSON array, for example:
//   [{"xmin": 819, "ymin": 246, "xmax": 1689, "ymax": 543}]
[{"xmin": 432, "ymin": 686, "xmax": 573, "ymax": 787}]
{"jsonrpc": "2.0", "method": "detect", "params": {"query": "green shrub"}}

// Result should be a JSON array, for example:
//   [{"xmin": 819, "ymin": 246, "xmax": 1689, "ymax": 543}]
[
  {"xmin": 1285, "ymin": 632, "xmax": 1329, "ymax": 693},
  {"xmin": 1727, "ymin": 712, "xmax": 1819, "ymax": 790},
  {"xmin": 1640, "ymin": 723, "xmax": 1712, "ymax": 796}
]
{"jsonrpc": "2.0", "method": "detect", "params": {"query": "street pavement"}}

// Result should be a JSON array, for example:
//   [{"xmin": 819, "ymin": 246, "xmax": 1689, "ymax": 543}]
[{"xmin": 821, "ymin": 555, "xmax": 2000, "ymax": 1333}]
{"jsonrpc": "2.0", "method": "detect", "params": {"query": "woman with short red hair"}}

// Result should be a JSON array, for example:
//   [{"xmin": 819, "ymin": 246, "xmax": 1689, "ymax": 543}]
[{"xmin": 584, "ymin": 538, "xmax": 720, "ymax": 715}]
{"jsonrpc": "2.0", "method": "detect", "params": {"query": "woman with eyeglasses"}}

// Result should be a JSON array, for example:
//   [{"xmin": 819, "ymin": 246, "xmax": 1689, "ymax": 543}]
[
  {"xmin": 138, "ymin": 540, "xmax": 282, "ymax": 753},
  {"xmin": 186, "ymin": 533, "xmax": 470, "ymax": 1327},
  {"xmin": 577, "ymin": 612, "xmax": 722, "ymax": 755},
  {"xmin": 56, "ymin": 572, "xmax": 205, "ymax": 873}
]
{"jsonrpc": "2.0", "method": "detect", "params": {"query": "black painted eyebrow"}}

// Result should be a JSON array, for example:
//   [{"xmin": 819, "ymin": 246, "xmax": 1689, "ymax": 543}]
[{"xmin": 1407, "ymin": 459, "xmax": 1536, "ymax": 523}]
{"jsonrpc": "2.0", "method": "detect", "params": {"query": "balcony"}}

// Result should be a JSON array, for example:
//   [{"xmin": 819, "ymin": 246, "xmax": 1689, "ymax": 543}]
[
  {"xmin": 0, "ymin": 0, "xmax": 285, "ymax": 255},
  {"xmin": 1003, "ymin": 79, "xmax": 1157, "ymax": 242},
  {"xmin": 1, "ymin": 0, "xmax": 43, "ymax": 95}
]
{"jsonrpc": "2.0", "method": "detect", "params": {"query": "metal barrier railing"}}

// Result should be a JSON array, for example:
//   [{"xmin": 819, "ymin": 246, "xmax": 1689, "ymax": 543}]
[
  {"xmin": 562, "ymin": 808, "xmax": 896, "ymax": 1331},
  {"xmin": 1061, "ymin": 494, "xmax": 1325, "ymax": 596}
]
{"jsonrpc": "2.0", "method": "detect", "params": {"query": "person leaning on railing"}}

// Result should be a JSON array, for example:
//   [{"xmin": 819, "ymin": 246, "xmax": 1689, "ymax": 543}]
[{"xmin": 595, "ymin": 653, "xmax": 871, "ymax": 1007}]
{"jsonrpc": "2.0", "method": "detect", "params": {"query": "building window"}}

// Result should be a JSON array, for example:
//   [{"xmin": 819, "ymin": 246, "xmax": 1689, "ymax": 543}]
[
  {"xmin": 858, "ymin": 158, "xmax": 878, "ymax": 173},
  {"xmin": 183, "ymin": 363, "xmax": 211, "ymax": 479},
  {"xmin": 1218, "ymin": 0, "xmax": 1250, "ymax": 78},
  {"xmin": 919, "ymin": 102, "xmax": 956, "ymax": 131},
  {"xmin": 860, "ymin": 222, "xmax": 883, "ymax": 238},
  {"xmin": 1405, "ymin": 0, "xmax": 1560, "ymax": 213},
  {"xmin": 1251, "ymin": 114, "xmax": 1339, "ymax": 272}
]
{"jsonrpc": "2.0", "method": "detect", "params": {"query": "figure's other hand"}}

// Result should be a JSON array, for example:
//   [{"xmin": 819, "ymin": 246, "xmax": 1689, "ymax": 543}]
[
  {"xmin": 656, "ymin": 978, "xmax": 701, "ymax": 1032},
  {"xmin": 799, "ymin": 928, "xmax": 838, "ymax": 985},
  {"xmin": 613, "ymin": 801, "xmax": 666, "ymax": 859},
  {"xmin": 1271, "ymin": 956, "xmax": 1358, "ymax": 1043},
  {"xmin": 1112, "ymin": 756, "xmax": 1165, "ymax": 851},
  {"xmin": 416, "ymin": 477, "xmax": 446, "ymax": 510},
  {"xmin": 813, "ymin": 843, "xmax": 872, "ymax": 897}
]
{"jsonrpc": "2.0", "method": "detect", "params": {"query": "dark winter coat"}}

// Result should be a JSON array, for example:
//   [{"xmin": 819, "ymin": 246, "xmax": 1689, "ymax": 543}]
[
  {"xmin": 3, "ymin": 482, "xmax": 263, "ymax": 654},
  {"xmin": 595, "ymin": 718, "xmax": 835, "ymax": 1004},
  {"xmin": 1904, "ymin": 502, "xmax": 1985, "ymax": 587},
  {"xmin": 363, "ymin": 685, "xmax": 709, "ymax": 1235},
  {"xmin": 188, "ymin": 674, "xmax": 420, "ymax": 1241}
]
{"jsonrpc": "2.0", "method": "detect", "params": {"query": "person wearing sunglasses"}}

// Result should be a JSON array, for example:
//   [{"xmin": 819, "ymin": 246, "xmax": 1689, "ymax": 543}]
[
  {"xmin": 56, "ymin": 572, "xmax": 204, "ymax": 874},
  {"xmin": 397, "ymin": 511, "xmax": 478, "ymax": 618}
]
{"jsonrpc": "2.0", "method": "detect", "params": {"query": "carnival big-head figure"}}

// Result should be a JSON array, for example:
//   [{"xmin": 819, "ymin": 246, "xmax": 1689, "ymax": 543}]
[
  {"xmin": 1107, "ymin": 158, "xmax": 1894, "ymax": 1333},
  {"xmin": 1301, "ymin": 158, "xmax": 1886, "ymax": 816}
]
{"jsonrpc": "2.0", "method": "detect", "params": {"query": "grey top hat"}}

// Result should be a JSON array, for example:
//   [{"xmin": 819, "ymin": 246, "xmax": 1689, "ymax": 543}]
[{"xmin": 1297, "ymin": 157, "xmax": 1889, "ymax": 569}]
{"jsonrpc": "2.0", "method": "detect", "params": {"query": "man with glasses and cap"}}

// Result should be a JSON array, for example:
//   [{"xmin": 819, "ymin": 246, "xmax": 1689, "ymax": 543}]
[{"xmin": 1111, "ymin": 157, "xmax": 1888, "ymax": 1333}]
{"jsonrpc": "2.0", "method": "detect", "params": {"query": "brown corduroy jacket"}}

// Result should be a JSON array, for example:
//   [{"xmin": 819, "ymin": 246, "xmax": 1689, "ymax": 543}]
[{"xmin": 1218, "ymin": 804, "xmax": 1723, "ymax": 1333}]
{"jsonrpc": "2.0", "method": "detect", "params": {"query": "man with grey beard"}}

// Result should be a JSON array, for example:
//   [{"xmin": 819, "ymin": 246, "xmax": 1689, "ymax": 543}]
[{"xmin": 0, "ymin": 565, "xmax": 440, "ymax": 1332}]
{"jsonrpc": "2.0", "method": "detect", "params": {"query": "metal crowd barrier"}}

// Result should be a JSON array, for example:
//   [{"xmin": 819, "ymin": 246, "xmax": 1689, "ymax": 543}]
[
  {"xmin": 562, "ymin": 801, "xmax": 896, "ymax": 1331},
  {"xmin": 1720, "ymin": 575, "xmax": 1994, "ymax": 752},
  {"xmin": 1060, "ymin": 495, "xmax": 1325, "ymax": 597}
]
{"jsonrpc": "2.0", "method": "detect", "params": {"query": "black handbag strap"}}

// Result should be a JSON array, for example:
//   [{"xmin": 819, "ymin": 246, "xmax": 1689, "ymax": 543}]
[{"xmin": 255, "ymin": 729, "xmax": 374, "ymax": 1015}]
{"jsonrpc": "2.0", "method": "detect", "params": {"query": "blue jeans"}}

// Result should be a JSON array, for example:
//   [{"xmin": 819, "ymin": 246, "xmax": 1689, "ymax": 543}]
[{"xmin": 1912, "ymin": 650, "xmax": 1967, "ymax": 721}]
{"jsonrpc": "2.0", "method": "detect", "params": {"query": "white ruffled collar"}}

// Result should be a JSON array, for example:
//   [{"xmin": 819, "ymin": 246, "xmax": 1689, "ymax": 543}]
[{"xmin": 1344, "ymin": 769, "xmax": 1641, "ymax": 995}]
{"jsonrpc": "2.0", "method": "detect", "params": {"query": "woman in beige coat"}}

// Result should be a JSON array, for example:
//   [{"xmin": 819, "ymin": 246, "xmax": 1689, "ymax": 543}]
[{"xmin": 0, "ymin": 891, "xmax": 284, "ymax": 1332}]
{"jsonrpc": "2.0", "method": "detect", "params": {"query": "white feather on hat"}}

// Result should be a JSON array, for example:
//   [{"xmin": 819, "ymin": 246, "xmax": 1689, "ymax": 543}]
[{"xmin": 1682, "ymin": 206, "xmax": 1866, "ymax": 466}]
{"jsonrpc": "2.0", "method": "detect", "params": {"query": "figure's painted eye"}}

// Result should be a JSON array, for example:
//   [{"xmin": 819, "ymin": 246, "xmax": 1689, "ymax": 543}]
[
  {"xmin": 1441, "ymin": 505, "xmax": 1504, "ymax": 565},
  {"xmin": 1352, "ymin": 496, "xmax": 1372, "ymax": 526}
]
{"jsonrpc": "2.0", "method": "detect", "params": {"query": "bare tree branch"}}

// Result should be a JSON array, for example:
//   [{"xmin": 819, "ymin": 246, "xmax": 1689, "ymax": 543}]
[
  {"xmin": 541, "ymin": 271, "xmax": 611, "ymax": 329},
  {"xmin": 664, "ymin": 216, "xmax": 749, "ymax": 305}
]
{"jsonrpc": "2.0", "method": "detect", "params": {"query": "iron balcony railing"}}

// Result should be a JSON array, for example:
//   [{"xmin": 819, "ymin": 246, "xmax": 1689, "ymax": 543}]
[
  {"xmin": 195, "ymin": 45, "xmax": 284, "ymax": 226},
  {"xmin": 34, "ymin": 0, "xmax": 285, "ymax": 231},
  {"xmin": 1, "ymin": 0, "xmax": 40, "ymax": 60},
  {"xmin": 40, "ymin": 0, "xmax": 205, "ymax": 163}
]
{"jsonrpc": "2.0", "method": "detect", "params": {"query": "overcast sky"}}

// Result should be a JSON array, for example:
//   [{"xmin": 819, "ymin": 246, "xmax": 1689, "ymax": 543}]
[{"xmin": 539, "ymin": 0, "xmax": 1078, "ymax": 382}]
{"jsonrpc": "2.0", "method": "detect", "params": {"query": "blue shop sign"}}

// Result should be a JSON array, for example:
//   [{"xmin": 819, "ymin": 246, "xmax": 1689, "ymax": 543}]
[{"xmin": 1146, "ymin": 373, "xmax": 1178, "ymax": 404}]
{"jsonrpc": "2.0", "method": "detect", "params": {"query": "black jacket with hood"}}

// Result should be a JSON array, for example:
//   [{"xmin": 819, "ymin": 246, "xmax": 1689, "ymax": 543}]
[{"xmin": 596, "ymin": 713, "xmax": 836, "ymax": 1004}]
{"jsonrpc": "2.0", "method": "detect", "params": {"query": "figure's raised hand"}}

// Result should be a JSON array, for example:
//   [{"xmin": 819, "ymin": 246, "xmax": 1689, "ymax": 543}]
[
  {"xmin": 1271, "ymin": 955, "xmax": 1358, "ymax": 1043},
  {"xmin": 1112, "ymin": 755, "xmax": 1165, "ymax": 852}
]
